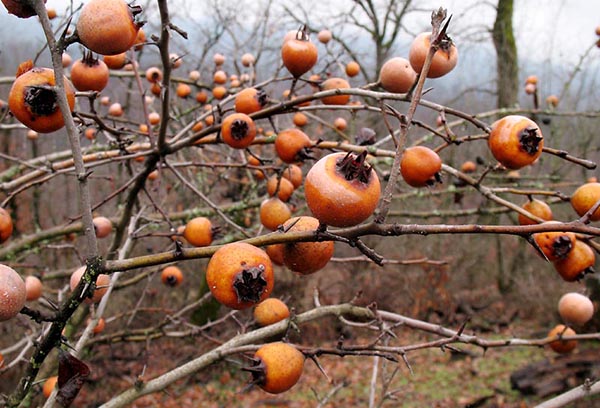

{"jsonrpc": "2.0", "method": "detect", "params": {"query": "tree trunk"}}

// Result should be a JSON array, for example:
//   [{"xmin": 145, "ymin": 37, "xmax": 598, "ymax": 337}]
[{"xmin": 492, "ymin": 0, "xmax": 518, "ymax": 108}]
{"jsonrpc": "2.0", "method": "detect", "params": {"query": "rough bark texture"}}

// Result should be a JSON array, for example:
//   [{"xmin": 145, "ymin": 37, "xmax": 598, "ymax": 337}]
[{"xmin": 492, "ymin": 0, "xmax": 518, "ymax": 108}]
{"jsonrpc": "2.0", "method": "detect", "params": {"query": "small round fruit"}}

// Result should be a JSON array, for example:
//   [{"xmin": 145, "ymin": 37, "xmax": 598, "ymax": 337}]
[
  {"xmin": 553, "ymin": 240, "xmax": 595, "ymax": 282},
  {"xmin": 70, "ymin": 52, "xmax": 110, "ymax": 92},
  {"xmin": 195, "ymin": 90, "xmax": 208, "ymax": 104},
  {"xmin": 518, "ymin": 199, "xmax": 553, "ymax": 226},
  {"xmin": 260, "ymin": 198, "xmax": 292, "ymax": 231},
  {"xmin": 8, "ymin": 66, "xmax": 76, "ymax": 133},
  {"xmin": 266, "ymin": 176, "xmax": 295, "ymax": 202},
  {"xmin": 76, "ymin": 0, "xmax": 142, "ymax": 55},
  {"xmin": 460, "ymin": 160, "xmax": 477, "ymax": 173},
  {"xmin": 282, "ymin": 164, "xmax": 303, "ymax": 189},
  {"xmin": 70, "ymin": 266, "xmax": 111, "ymax": 303},
  {"xmin": 241, "ymin": 53, "xmax": 255, "ymax": 67},
  {"xmin": 281, "ymin": 216, "xmax": 334, "ymax": 274},
  {"xmin": 409, "ymin": 31, "xmax": 458, "ymax": 78},
  {"xmin": 235, "ymin": 88, "xmax": 268, "ymax": 114},
  {"xmin": 213, "ymin": 70, "xmax": 227, "ymax": 84},
  {"xmin": 206, "ymin": 242, "xmax": 274, "ymax": 310},
  {"xmin": 161, "ymin": 266, "xmax": 183, "ymax": 287},
  {"xmin": 213, "ymin": 53, "xmax": 225, "ymax": 65},
  {"xmin": 0, "ymin": 207, "xmax": 13, "ymax": 244},
  {"xmin": 320, "ymin": 77, "xmax": 350, "ymax": 105},
  {"xmin": 317, "ymin": 29, "xmax": 332, "ymax": 44},
  {"xmin": 249, "ymin": 342, "xmax": 304, "ymax": 394},
  {"xmin": 108, "ymin": 102, "xmax": 123, "ymax": 116},
  {"xmin": 183, "ymin": 217, "xmax": 214, "ymax": 247},
  {"xmin": 148, "ymin": 112, "xmax": 160, "ymax": 125},
  {"xmin": 524, "ymin": 83, "xmax": 536, "ymax": 95},
  {"xmin": 212, "ymin": 85, "xmax": 227, "ymax": 100},
  {"xmin": 281, "ymin": 29, "xmax": 318, "ymax": 78},
  {"xmin": 525, "ymin": 75, "xmax": 538, "ymax": 85},
  {"xmin": 571, "ymin": 182, "xmax": 600, "ymax": 221},
  {"xmin": 25, "ymin": 276, "xmax": 42, "ymax": 301},
  {"xmin": 176, "ymin": 83, "xmax": 192, "ymax": 98},
  {"xmin": 379, "ymin": 57, "xmax": 417, "ymax": 93},
  {"xmin": 533, "ymin": 223, "xmax": 576, "ymax": 262},
  {"xmin": 547, "ymin": 324, "xmax": 577, "ymax": 354},
  {"xmin": 400, "ymin": 146, "xmax": 442, "ymax": 187},
  {"xmin": 221, "ymin": 113, "xmax": 256, "ymax": 149},
  {"xmin": 91, "ymin": 317, "xmax": 106, "ymax": 334},
  {"xmin": 488, "ymin": 115, "xmax": 544, "ymax": 170},
  {"xmin": 93, "ymin": 216, "xmax": 112, "ymax": 238},
  {"xmin": 546, "ymin": 95, "xmax": 559, "ymax": 108},
  {"xmin": 305, "ymin": 152, "xmax": 381, "ymax": 227},
  {"xmin": 254, "ymin": 298, "xmax": 290, "ymax": 326},
  {"xmin": 62, "ymin": 52, "xmax": 72, "ymax": 68},
  {"xmin": 0, "ymin": 264, "xmax": 26, "ymax": 321},
  {"xmin": 292, "ymin": 112, "xmax": 308, "ymax": 127},
  {"xmin": 333, "ymin": 117, "xmax": 347, "ymax": 131},
  {"xmin": 103, "ymin": 53, "xmax": 127, "ymax": 70},
  {"xmin": 558, "ymin": 292, "xmax": 595, "ymax": 326},
  {"xmin": 345, "ymin": 61, "xmax": 360, "ymax": 77},
  {"xmin": 274, "ymin": 128, "xmax": 313, "ymax": 163},
  {"xmin": 145, "ymin": 67, "xmax": 163, "ymax": 83},
  {"xmin": 42, "ymin": 376, "xmax": 58, "ymax": 398}
]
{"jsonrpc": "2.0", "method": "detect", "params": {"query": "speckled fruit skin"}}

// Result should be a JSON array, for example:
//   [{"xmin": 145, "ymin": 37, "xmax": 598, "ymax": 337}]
[
  {"xmin": 408, "ymin": 32, "xmax": 458, "ymax": 78},
  {"xmin": 379, "ymin": 57, "xmax": 417, "ymax": 93},
  {"xmin": 254, "ymin": 342, "xmax": 304, "ymax": 393},
  {"xmin": 400, "ymin": 146, "xmax": 442, "ymax": 187},
  {"xmin": 260, "ymin": 198, "xmax": 292, "ymax": 231},
  {"xmin": 69, "ymin": 266, "xmax": 111, "ymax": 304},
  {"xmin": 553, "ymin": 240, "xmax": 595, "ymax": 282},
  {"xmin": 76, "ymin": 0, "xmax": 141, "ymax": 55},
  {"xmin": 558, "ymin": 292, "xmax": 595, "ymax": 326},
  {"xmin": 206, "ymin": 243, "xmax": 274, "ymax": 310},
  {"xmin": 518, "ymin": 199, "xmax": 553, "ymax": 225},
  {"xmin": 183, "ymin": 217, "xmax": 213, "ymax": 247},
  {"xmin": 547, "ymin": 324, "xmax": 577, "ymax": 354},
  {"xmin": 254, "ymin": 298, "xmax": 290, "ymax": 326},
  {"xmin": 305, "ymin": 152, "xmax": 380, "ymax": 227},
  {"xmin": 0, "ymin": 264, "xmax": 26, "ymax": 321},
  {"xmin": 488, "ymin": 115, "xmax": 543, "ymax": 170},
  {"xmin": 0, "ymin": 207, "xmax": 13, "ymax": 244},
  {"xmin": 8, "ymin": 68, "xmax": 75, "ymax": 133},
  {"xmin": 281, "ymin": 216, "xmax": 334, "ymax": 274},
  {"xmin": 571, "ymin": 182, "xmax": 600, "ymax": 221}
]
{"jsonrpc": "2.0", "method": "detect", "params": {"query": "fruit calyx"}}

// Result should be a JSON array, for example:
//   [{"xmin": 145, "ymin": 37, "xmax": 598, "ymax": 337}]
[
  {"xmin": 336, "ymin": 151, "xmax": 373, "ymax": 183},
  {"xmin": 230, "ymin": 119, "xmax": 250, "ymax": 140},
  {"xmin": 164, "ymin": 275, "xmax": 178, "ymax": 287},
  {"xmin": 81, "ymin": 50, "xmax": 101, "ymax": 67},
  {"xmin": 519, "ymin": 126, "xmax": 543, "ymax": 155},
  {"xmin": 295, "ymin": 25, "xmax": 310, "ymax": 42},
  {"xmin": 242, "ymin": 357, "xmax": 267, "ymax": 387},
  {"xmin": 233, "ymin": 264, "xmax": 267, "ymax": 303},
  {"xmin": 256, "ymin": 89, "xmax": 268, "ymax": 108},
  {"xmin": 552, "ymin": 235, "xmax": 574, "ymax": 260},
  {"xmin": 24, "ymin": 85, "xmax": 58, "ymax": 115}
]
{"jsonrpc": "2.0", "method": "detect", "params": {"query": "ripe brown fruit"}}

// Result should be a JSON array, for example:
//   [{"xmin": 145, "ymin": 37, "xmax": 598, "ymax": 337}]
[
  {"xmin": 254, "ymin": 298, "xmax": 290, "ymax": 326},
  {"xmin": 76, "ymin": 0, "xmax": 142, "ymax": 55},
  {"xmin": 518, "ymin": 199, "xmax": 553, "ymax": 226},
  {"xmin": 70, "ymin": 52, "xmax": 110, "ymax": 92},
  {"xmin": 213, "ymin": 70, "xmax": 227, "ymax": 84},
  {"xmin": 558, "ymin": 292, "xmax": 595, "ymax": 326},
  {"xmin": 281, "ymin": 216, "xmax": 334, "ymax": 274},
  {"xmin": 553, "ymin": 240, "xmax": 595, "ymax": 282},
  {"xmin": 235, "ymin": 88, "xmax": 267, "ymax": 114},
  {"xmin": 42, "ymin": 376, "xmax": 58, "ymax": 398},
  {"xmin": 409, "ymin": 32, "xmax": 458, "ymax": 78},
  {"xmin": 317, "ymin": 29, "xmax": 332, "ymax": 44},
  {"xmin": 547, "ymin": 324, "xmax": 577, "ymax": 354},
  {"xmin": 320, "ymin": 77, "xmax": 350, "ymax": 105},
  {"xmin": 1, "ymin": 0, "xmax": 46, "ymax": 18},
  {"xmin": 345, "ymin": 61, "xmax": 360, "ymax": 77},
  {"xmin": 93, "ymin": 216, "xmax": 112, "ymax": 238},
  {"xmin": 212, "ymin": 85, "xmax": 227, "ymax": 100},
  {"xmin": 108, "ymin": 102, "xmax": 123, "ymax": 116},
  {"xmin": 0, "ymin": 264, "xmax": 26, "ymax": 321},
  {"xmin": 379, "ymin": 57, "xmax": 417, "ymax": 93},
  {"xmin": 69, "ymin": 266, "xmax": 111, "ymax": 303},
  {"xmin": 525, "ymin": 75, "xmax": 538, "ymax": 85},
  {"xmin": 266, "ymin": 176, "xmax": 295, "ymax": 202},
  {"xmin": 248, "ymin": 342, "xmax": 304, "ymax": 394},
  {"xmin": 176, "ymin": 83, "xmax": 192, "ymax": 98},
  {"xmin": 241, "ymin": 53, "xmax": 256, "ymax": 67},
  {"xmin": 460, "ymin": 160, "xmax": 477, "ymax": 173},
  {"xmin": 9, "ymin": 65, "xmax": 76, "ymax": 133},
  {"xmin": 282, "ymin": 164, "xmax": 303, "ymax": 189},
  {"xmin": 206, "ymin": 242, "xmax": 274, "ymax": 310},
  {"xmin": 546, "ymin": 95, "xmax": 559, "ymax": 108},
  {"xmin": 281, "ymin": 29, "xmax": 318, "ymax": 77},
  {"xmin": 221, "ymin": 113, "xmax": 256, "ymax": 149},
  {"xmin": 400, "ymin": 146, "xmax": 442, "ymax": 187},
  {"xmin": 91, "ymin": 317, "xmax": 106, "ymax": 334},
  {"xmin": 533, "ymin": 223, "xmax": 576, "ymax": 262},
  {"xmin": 488, "ymin": 115, "xmax": 543, "ymax": 170},
  {"xmin": 103, "ymin": 53, "xmax": 127, "ymax": 70},
  {"xmin": 61, "ymin": 53, "xmax": 72, "ymax": 68},
  {"xmin": 260, "ymin": 198, "xmax": 292, "ymax": 231},
  {"xmin": 333, "ymin": 117, "xmax": 347, "ymax": 131},
  {"xmin": 25, "ymin": 276, "xmax": 43, "ymax": 301},
  {"xmin": 145, "ymin": 67, "xmax": 163, "ymax": 83},
  {"xmin": 274, "ymin": 128, "xmax": 313, "ymax": 163},
  {"xmin": 213, "ymin": 53, "xmax": 225, "ymax": 66},
  {"xmin": 0, "ymin": 207, "xmax": 13, "ymax": 244},
  {"xmin": 571, "ymin": 182, "xmax": 600, "ymax": 221},
  {"xmin": 183, "ymin": 217, "xmax": 214, "ymax": 247},
  {"xmin": 265, "ymin": 244, "xmax": 285, "ymax": 266},
  {"xmin": 305, "ymin": 152, "xmax": 381, "ymax": 227},
  {"xmin": 292, "ymin": 112, "xmax": 308, "ymax": 127},
  {"xmin": 161, "ymin": 265, "xmax": 183, "ymax": 287},
  {"xmin": 524, "ymin": 83, "xmax": 536, "ymax": 95}
]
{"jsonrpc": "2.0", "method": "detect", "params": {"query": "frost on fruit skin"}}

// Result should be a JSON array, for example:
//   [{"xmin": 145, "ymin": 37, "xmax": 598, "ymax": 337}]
[{"xmin": 0, "ymin": 264, "xmax": 26, "ymax": 322}]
